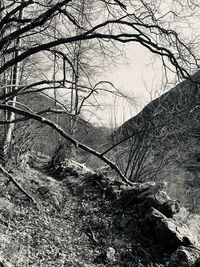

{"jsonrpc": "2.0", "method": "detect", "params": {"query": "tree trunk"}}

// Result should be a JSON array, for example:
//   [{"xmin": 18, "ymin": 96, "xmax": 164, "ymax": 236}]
[{"xmin": 3, "ymin": 1, "xmax": 23, "ymax": 163}]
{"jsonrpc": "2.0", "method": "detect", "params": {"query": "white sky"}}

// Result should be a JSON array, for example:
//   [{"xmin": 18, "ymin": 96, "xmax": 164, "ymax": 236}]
[
  {"xmin": 92, "ymin": 43, "xmax": 174, "ymax": 127},
  {"xmin": 85, "ymin": 1, "xmax": 200, "ymax": 127}
]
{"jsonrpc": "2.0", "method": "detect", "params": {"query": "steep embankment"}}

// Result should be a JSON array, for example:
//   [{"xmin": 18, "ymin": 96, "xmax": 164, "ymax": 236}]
[
  {"xmin": 0, "ymin": 159, "xmax": 200, "ymax": 267},
  {"xmin": 114, "ymin": 71, "xmax": 200, "ymax": 213}
]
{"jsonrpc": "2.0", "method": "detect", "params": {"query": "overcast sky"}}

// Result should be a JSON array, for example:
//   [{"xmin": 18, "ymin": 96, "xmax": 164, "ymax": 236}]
[{"xmin": 92, "ymin": 43, "xmax": 176, "ymax": 127}]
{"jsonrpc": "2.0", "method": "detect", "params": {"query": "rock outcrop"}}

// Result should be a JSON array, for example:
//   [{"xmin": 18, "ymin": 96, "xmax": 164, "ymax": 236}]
[
  {"xmin": 49, "ymin": 158, "xmax": 96, "ymax": 180},
  {"xmin": 117, "ymin": 179, "xmax": 200, "ymax": 265},
  {"xmin": 142, "ymin": 208, "xmax": 199, "ymax": 249},
  {"xmin": 31, "ymin": 155, "xmax": 200, "ymax": 266},
  {"xmin": 119, "ymin": 181, "xmax": 179, "ymax": 217},
  {"xmin": 168, "ymin": 246, "xmax": 200, "ymax": 267}
]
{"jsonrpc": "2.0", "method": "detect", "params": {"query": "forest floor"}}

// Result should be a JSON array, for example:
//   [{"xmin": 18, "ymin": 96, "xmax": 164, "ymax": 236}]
[{"xmin": 0, "ymin": 167, "xmax": 171, "ymax": 267}]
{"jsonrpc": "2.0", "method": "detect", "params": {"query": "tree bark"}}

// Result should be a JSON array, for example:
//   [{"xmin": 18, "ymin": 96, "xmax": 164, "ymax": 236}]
[{"xmin": 3, "ymin": 1, "xmax": 24, "ymax": 163}]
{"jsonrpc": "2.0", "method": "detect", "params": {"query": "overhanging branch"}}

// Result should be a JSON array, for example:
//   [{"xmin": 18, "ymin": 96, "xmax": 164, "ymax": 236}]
[{"xmin": 0, "ymin": 104, "xmax": 133, "ymax": 186}]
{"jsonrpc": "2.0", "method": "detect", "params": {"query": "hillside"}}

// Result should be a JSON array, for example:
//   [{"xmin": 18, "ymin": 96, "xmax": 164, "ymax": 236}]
[
  {"xmin": 1, "ymin": 1, "xmax": 200, "ymax": 266},
  {"xmin": 0, "ymin": 75, "xmax": 200, "ymax": 266},
  {"xmin": 118, "ymin": 70, "xmax": 200, "ymax": 138},
  {"xmin": 0, "ymin": 158, "xmax": 200, "ymax": 267},
  {"xmin": 0, "ymin": 92, "xmax": 112, "ymax": 167},
  {"xmin": 112, "ymin": 70, "xmax": 200, "ymax": 213}
]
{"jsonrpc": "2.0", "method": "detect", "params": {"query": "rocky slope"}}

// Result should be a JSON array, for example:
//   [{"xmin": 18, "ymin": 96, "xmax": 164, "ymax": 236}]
[{"xmin": 0, "ymin": 158, "xmax": 199, "ymax": 266}]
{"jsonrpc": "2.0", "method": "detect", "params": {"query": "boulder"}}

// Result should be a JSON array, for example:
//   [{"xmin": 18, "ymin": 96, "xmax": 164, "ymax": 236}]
[
  {"xmin": 137, "ymin": 189, "xmax": 179, "ymax": 218},
  {"xmin": 175, "ymin": 211, "xmax": 200, "ymax": 245},
  {"xmin": 142, "ymin": 208, "xmax": 199, "ymax": 251},
  {"xmin": 168, "ymin": 246, "xmax": 200, "ymax": 267},
  {"xmin": 186, "ymin": 215, "xmax": 200, "ymax": 245},
  {"xmin": 106, "ymin": 247, "xmax": 116, "ymax": 261},
  {"xmin": 30, "ymin": 153, "xmax": 51, "ymax": 169},
  {"xmin": 119, "ymin": 181, "xmax": 179, "ymax": 217},
  {"xmin": 119, "ymin": 182, "xmax": 162, "ymax": 204},
  {"xmin": 22, "ymin": 151, "xmax": 51, "ymax": 170},
  {"xmin": 49, "ymin": 158, "xmax": 96, "ymax": 180}
]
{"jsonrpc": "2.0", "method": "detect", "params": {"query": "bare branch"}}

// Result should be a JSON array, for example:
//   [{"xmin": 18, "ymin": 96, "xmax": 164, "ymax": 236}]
[
  {"xmin": 0, "ymin": 104, "xmax": 133, "ymax": 186},
  {"xmin": 0, "ymin": 164, "xmax": 36, "ymax": 204}
]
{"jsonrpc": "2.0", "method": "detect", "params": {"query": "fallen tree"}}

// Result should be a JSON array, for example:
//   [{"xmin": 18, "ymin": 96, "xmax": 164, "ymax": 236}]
[{"xmin": 0, "ymin": 104, "xmax": 133, "ymax": 186}]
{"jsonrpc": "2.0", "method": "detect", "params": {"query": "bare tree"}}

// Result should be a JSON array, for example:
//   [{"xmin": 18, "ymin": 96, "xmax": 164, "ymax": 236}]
[
  {"xmin": 2, "ymin": 0, "xmax": 26, "ymax": 163},
  {"xmin": 0, "ymin": 0, "xmax": 200, "ymax": 184}
]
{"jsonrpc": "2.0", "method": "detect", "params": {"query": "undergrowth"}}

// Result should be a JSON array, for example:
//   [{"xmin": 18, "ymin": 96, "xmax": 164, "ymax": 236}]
[{"xmin": 0, "ymin": 168, "xmax": 167, "ymax": 267}]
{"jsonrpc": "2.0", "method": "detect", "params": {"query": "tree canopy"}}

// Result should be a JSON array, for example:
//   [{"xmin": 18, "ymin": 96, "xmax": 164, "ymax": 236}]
[{"xmin": 0, "ymin": 0, "xmax": 199, "ymax": 183}]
